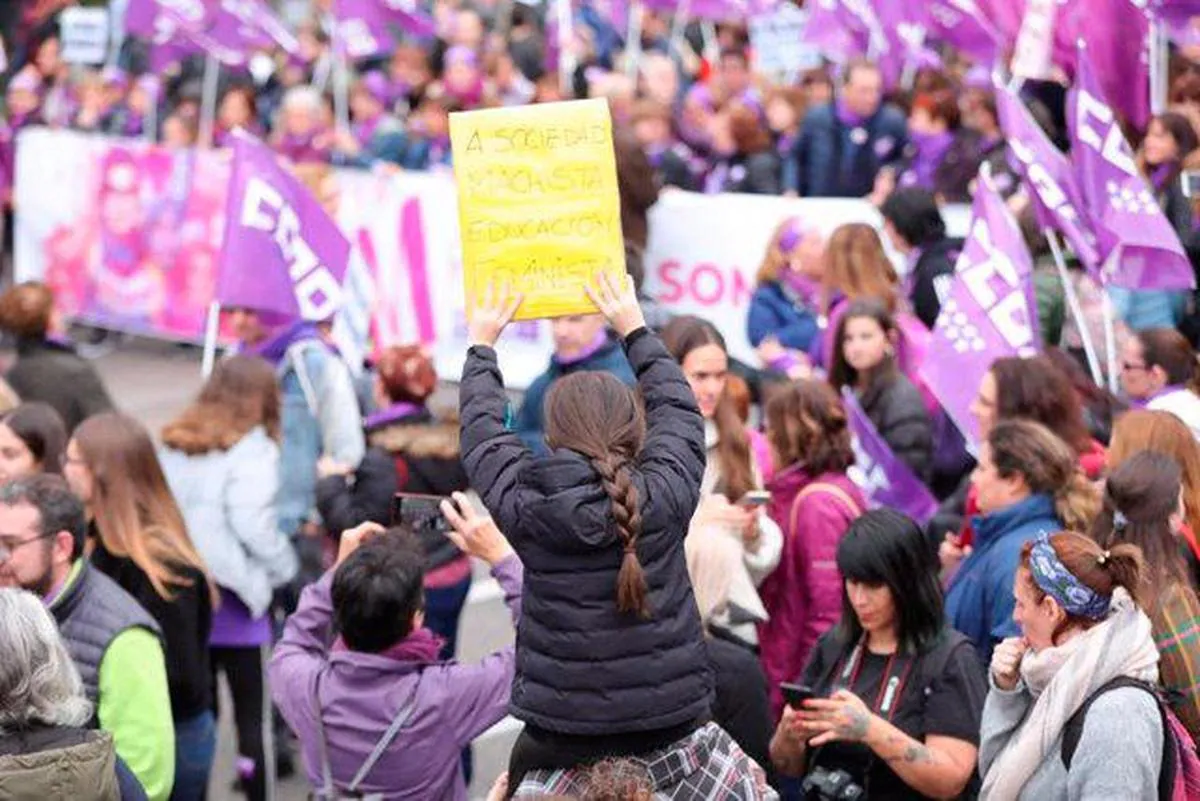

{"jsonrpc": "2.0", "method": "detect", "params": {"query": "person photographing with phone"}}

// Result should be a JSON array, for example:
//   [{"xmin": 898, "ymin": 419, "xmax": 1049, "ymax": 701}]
[
  {"xmin": 268, "ymin": 495, "xmax": 524, "ymax": 800},
  {"xmin": 663, "ymin": 315, "xmax": 782, "ymax": 650},
  {"xmin": 770, "ymin": 509, "xmax": 985, "ymax": 801},
  {"xmin": 461, "ymin": 273, "xmax": 772, "ymax": 798}
]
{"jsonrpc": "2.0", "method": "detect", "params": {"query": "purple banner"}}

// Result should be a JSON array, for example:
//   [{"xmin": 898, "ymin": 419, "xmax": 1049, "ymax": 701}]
[
  {"xmin": 843, "ymin": 388, "xmax": 939, "ymax": 524},
  {"xmin": 996, "ymin": 82, "xmax": 1100, "ymax": 273},
  {"xmin": 1054, "ymin": 0, "xmax": 1151, "ymax": 131},
  {"xmin": 1068, "ymin": 47, "xmax": 1195, "ymax": 290},
  {"xmin": 920, "ymin": 176, "xmax": 1039, "ymax": 447},
  {"xmin": 217, "ymin": 134, "xmax": 351, "ymax": 320}
]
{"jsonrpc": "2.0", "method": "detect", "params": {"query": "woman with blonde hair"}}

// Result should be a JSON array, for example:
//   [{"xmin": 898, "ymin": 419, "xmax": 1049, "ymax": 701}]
[
  {"xmin": 945, "ymin": 419, "xmax": 1100, "ymax": 663},
  {"xmin": 160, "ymin": 355, "xmax": 298, "ymax": 801},
  {"xmin": 746, "ymin": 217, "xmax": 824, "ymax": 371},
  {"xmin": 63, "ymin": 411, "xmax": 216, "ymax": 801}
]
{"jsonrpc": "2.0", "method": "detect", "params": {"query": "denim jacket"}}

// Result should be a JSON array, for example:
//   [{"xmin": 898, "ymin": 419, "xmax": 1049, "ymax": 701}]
[{"xmin": 278, "ymin": 339, "xmax": 366, "ymax": 535}]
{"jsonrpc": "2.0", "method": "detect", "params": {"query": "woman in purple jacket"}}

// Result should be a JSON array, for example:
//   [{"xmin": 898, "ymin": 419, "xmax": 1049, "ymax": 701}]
[{"xmin": 758, "ymin": 379, "xmax": 866, "ymax": 721}]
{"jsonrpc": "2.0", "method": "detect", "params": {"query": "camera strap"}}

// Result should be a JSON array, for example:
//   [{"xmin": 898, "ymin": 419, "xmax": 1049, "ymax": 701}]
[{"xmin": 835, "ymin": 638, "xmax": 916, "ymax": 722}]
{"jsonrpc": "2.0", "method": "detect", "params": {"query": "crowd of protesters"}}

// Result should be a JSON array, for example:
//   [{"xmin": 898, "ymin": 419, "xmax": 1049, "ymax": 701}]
[{"xmin": 6, "ymin": 1, "xmax": 1200, "ymax": 801}]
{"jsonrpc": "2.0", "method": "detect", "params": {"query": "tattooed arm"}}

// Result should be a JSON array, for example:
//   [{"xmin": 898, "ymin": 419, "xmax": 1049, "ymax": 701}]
[
  {"xmin": 863, "ymin": 723, "xmax": 977, "ymax": 800},
  {"xmin": 800, "ymin": 690, "xmax": 977, "ymax": 800}
]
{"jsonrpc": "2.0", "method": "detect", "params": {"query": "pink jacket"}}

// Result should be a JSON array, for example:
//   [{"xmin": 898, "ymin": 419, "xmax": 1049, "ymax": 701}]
[{"xmin": 757, "ymin": 465, "xmax": 865, "ymax": 720}]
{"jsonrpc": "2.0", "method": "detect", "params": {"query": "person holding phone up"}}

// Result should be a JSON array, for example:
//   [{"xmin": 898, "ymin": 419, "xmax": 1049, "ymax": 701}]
[
  {"xmin": 268, "ymin": 495, "xmax": 523, "ymax": 800},
  {"xmin": 769, "ymin": 510, "xmax": 986, "ymax": 801}
]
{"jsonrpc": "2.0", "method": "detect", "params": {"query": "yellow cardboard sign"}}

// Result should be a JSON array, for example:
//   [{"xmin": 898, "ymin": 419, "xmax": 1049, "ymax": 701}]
[{"xmin": 449, "ymin": 98, "xmax": 625, "ymax": 321}]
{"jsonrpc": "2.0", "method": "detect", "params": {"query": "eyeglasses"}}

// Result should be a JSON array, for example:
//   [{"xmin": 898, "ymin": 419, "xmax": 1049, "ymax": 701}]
[
  {"xmin": 0, "ymin": 532, "xmax": 54, "ymax": 562},
  {"xmin": 1122, "ymin": 362, "xmax": 1148, "ymax": 373}
]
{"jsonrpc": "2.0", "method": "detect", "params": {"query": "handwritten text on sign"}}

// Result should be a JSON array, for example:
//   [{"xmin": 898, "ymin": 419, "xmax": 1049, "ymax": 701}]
[{"xmin": 449, "ymin": 98, "xmax": 624, "ymax": 320}]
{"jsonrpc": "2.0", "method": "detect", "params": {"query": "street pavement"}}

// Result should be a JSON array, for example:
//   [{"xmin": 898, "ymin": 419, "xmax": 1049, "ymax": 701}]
[{"xmin": 22, "ymin": 335, "xmax": 519, "ymax": 800}]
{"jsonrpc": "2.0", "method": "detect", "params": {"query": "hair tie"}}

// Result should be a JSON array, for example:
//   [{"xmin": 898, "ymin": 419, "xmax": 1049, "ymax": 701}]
[
  {"xmin": 1113, "ymin": 510, "xmax": 1128, "ymax": 530},
  {"xmin": 624, "ymin": 542, "xmax": 636, "ymax": 555},
  {"xmin": 1098, "ymin": 550, "xmax": 1111, "ymax": 567}
]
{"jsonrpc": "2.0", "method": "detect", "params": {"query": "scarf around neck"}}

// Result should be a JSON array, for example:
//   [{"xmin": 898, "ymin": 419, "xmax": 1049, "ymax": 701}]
[{"xmin": 980, "ymin": 589, "xmax": 1159, "ymax": 800}]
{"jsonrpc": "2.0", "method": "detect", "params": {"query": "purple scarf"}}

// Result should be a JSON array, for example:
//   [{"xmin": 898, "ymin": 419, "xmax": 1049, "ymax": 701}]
[
  {"xmin": 553, "ymin": 329, "xmax": 610, "ymax": 367},
  {"xmin": 901, "ymin": 130, "xmax": 954, "ymax": 190},
  {"xmin": 1133, "ymin": 383, "xmax": 1186, "ymax": 408},
  {"xmin": 781, "ymin": 270, "xmax": 822, "ymax": 309},
  {"xmin": 332, "ymin": 626, "xmax": 446, "ymax": 663},
  {"xmin": 364, "ymin": 401, "xmax": 425, "ymax": 429},
  {"xmin": 353, "ymin": 112, "xmax": 388, "ymax": 148},
  {"xmin": 275, "ymin": 130, "xmax": 330, "ymax": 164},
  {"xmin": 775, "ymin": 131, "xmax": 797, "ymax": 161},
  {"xmin": 245, "ymin": 320, "xmax": 327, "ymax": 368},
  {"xmin": 1151, "ymin": 161, "xmax": 1177, "ymax": 193},
  {"xmin": 835, "ymin": 99, "xmax": 868, "ymax": 129}
]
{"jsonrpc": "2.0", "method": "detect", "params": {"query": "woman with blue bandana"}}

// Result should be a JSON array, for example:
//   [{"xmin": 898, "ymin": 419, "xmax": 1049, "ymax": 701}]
[{"xmin": 978, "ymin": 532, "xmax": 1166, "ymax": 800}]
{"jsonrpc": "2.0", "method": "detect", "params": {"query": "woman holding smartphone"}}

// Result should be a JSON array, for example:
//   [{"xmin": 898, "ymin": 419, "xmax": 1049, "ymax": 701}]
[
  {"xmin": 663, "ymin": 316, "xmax": 782, "ymax": 648},
  {"xmin": 770, "ymin": 509, "xmax": 986, "ymax": 801}
]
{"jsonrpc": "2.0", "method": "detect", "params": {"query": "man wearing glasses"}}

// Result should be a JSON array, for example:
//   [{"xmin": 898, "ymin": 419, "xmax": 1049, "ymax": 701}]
[{"xmin": 0, "ymin": 474, "xmax": 175, "ymax": 800}]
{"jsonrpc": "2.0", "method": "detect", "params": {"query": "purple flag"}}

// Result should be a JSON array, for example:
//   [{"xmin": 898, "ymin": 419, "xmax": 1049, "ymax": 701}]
[
  {"xmin": 800, "ymin": 0, "xmax": 873, "ymax": 63},
  {"xmin": 920, "ymin": 176, "xmax": 1040, "ymax": 447},
  {"xmin": 842, "ymin": 389, "xmax": 939, "ymax": 525},
  {"xmin": 995, "ymin": 83, "xmax": 1100, "ymax": 273},
  {"xmin": 217, "ymin": 135, "xmax": 351, "ymax": 320},
  {"xmin": 925, "ymin": 0, "xmax": 1003, "ymax": 65},
  {"xmin": 1068, "ymin": 47, "xmax": 1195, "ymax": 290},
  {"xmin": 127, "ymin": 0, "xmax": 294, "ymax": 69},
  {"xmin": 334, "ymin": 0, "xmax": 395, "ymax": 59},
  {"xmin": 376, "ymin": 0, "xmax": 438, "ymax": 37},
  {"xmin": 1055, "ymin": 0, "xmax": 1151, "ymax": 131}
]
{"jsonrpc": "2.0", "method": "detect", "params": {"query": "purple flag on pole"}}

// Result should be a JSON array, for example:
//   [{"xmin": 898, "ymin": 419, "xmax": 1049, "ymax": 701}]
[
  {"xmin": 995, "ymin": 82, "xmax": 1100, "ymax": 273},
  {"xmin": 1068, "ymin": 47, "xmax": 1195, "ymax": 290},
  {"xmin": 920, "ymin": 176, "xmax": 1040, "ymax": 447},
  {"xmin": 217, "ymin": 135, "xmax": 351, "ymax": 320},
  {"xmin": 334, "ymin": 0, "xmax": 395, "ymax": 59},
  {"xmin": 926, "ymin": 0, "xmax": 1003, "ymax": 65},
  {"xmin": 800, "ymin": 0, "xmax": 871, "ymax": 63},
  {"xmin": 377, "ymin": 0, "xmax": 438, "ymax": 38},
  {"xmin": 1055, "ymin": 0, "xmax": 1151, "ymax": 131},
  {"xmin": 842, "ymin": 389, "xmax": 939, "ymax": 525}
]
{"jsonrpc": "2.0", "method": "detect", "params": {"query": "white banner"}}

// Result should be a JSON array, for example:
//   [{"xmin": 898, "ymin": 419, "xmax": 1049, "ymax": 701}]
[
  {"xmin": 644, "ymin": 191, "xmax": 884, "ymax": 364},
  {"xmin": 16, "ymin": 130, "xmax": 970, "ymax": 388},
  {"xmin": 60, "ymin": 7, "xmax": 111, "ymax": 65}
]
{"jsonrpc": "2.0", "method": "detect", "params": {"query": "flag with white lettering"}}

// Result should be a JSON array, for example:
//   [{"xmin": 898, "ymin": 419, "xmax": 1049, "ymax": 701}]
[
  {"xmin": 217, "ymin": 134, "xmax": 351, "ymax": 320},
  {"xmin": 920, "ymin": 174, "xmax": 1039, "ymax": 447},
  {"xmin": 995, "ymin": 82, "xmax": 1100, "ymax": 273},
  {"xmin": 1068, "ymin": 46, "xmax": 1195, "ymax": 290},
  {"xmin": 842, "ymin": 388, "xmax": 938, "ymax": 524}
]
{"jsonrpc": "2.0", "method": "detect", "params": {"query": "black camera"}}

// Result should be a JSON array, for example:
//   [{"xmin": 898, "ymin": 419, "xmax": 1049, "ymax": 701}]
[{"xmin": 803, "ymin": 767, "xmax": 865, "ymax": 801}]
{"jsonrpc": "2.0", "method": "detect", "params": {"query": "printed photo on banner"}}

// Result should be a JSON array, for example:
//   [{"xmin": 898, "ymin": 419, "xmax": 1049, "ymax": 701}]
[{"xmin": 449, "ymin": 97, "xmax": 624, "ymax": 320}]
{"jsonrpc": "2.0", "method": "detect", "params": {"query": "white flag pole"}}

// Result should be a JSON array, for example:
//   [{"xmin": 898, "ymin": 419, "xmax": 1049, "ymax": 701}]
[
  {"xmin": 1150, "ymin": 18, "xmax": 1169, "ymax": 116},
  {"xmin": 1045, "ymin": 228, "xmax": 1104, "ymax": 387},
  {"xmin": 555, "ymin": 0, "xmax": 576, "ymax": 97},
  {"xmin": 625, "ymin": 2, "xmax": 643, "ymax": 83},
  {"xmin": 198, "ymin": 53, "xmax": 219, "ymax": 148},
  {"xmin": 201, "ymin": 301, "xmax": 221, "ymax": 378}
]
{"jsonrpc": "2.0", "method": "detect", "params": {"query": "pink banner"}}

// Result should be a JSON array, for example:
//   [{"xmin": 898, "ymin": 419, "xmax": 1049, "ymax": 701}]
[{"xmin": 39, "ymin": 139, "xmax": 229, "ymax": 340}]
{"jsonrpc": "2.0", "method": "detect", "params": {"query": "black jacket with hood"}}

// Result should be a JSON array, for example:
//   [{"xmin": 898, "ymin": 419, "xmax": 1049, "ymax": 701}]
[{"xmin": 459, "ymin": 327, "xmax": 713, "ymax": 736}]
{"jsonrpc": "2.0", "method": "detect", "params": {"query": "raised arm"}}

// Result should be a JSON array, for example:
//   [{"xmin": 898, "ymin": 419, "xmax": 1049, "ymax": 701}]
[
  {"xmin": 459, "ymin": 285, "xmax": 530, "ymax": 531},
  {"xmin": 588, "ymin": 272, "xmax": 705, "ymax": 522}
]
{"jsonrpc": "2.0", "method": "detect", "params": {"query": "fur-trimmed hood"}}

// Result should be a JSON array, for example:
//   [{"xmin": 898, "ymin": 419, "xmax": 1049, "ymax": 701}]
[{"xmin": 368, "ymin": 419, "xmax": 460, "ymax": 460}]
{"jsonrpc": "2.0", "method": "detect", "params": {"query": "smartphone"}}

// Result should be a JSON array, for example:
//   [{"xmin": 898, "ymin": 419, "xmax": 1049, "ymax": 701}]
[
  {"xmin": 392, "ymin": 493, "xmax": 452, "ymax": 533},
  {"xmin": 780, "ymin": 682, "xmax": 817, "ymax": 709},
  {"xmin": 737, "ymin": 490, "xmax": 772, "ymax": 509},
  {"xmin": 1181, "ymin": 171, "xmax": 1200, "ymax": 198}
]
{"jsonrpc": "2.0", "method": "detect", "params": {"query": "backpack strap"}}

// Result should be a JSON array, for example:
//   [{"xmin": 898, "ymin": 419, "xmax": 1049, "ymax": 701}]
[
  {"xmin": 311, "ymin": 671, "xmax": 424, "ymax": 800},
  {"xmin": 1061, "ymin": 676, "xmax": 1175, "ymax": 801},
  {"xmin": 788, "ymin": 481, "xmax": 863, "ymax": 537}
]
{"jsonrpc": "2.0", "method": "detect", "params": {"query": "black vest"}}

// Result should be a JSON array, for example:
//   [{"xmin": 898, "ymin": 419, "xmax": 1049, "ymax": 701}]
[{"xmin": 50, "ymin": 561, "xmax": 161, "ymax": 705}]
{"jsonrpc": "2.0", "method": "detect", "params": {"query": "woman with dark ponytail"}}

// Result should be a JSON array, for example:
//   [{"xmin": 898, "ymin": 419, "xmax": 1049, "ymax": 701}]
[{"xmin": 459, "ymin": 274, "xmax": 772, "ymax": 799}]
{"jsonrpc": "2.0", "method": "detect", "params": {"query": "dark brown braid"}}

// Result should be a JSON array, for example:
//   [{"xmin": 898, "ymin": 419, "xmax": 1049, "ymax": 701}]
[
  {"xmin": 591, "ymin": 453, "xmax": 649, "ymax": 618},
  {"xmin": 544, "ymin": 370, "xmax": 650, "ymax": 619}
]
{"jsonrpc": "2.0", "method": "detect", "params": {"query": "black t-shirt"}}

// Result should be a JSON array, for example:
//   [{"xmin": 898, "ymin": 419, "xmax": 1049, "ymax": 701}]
[{"xmin": 800, "ymin": 631, "xmax": 987, "ymax": 801}]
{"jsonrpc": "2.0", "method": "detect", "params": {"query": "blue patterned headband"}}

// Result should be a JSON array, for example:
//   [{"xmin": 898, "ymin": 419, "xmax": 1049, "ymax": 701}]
[{"xmin": 1028, "ymin": 534, "xmax": 1112, "ymax": 620}]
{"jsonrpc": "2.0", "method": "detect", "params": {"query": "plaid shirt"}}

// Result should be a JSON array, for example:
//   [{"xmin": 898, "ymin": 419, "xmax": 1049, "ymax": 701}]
[
  {"xmin": 512, "ymin": 723, "xmax": 779, "ymax": 800},
  {"xmin": 1152, "ymin": 581, "xmax": 1200, "ymax": 742}
]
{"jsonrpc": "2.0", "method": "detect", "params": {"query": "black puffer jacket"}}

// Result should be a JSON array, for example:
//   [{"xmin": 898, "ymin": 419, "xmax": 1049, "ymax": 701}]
[
  {"xmin": 460, "ymin": 328, "xmax": 712, "ymax": 735},
  {"xmin": 859, "ymin": 372, "xmax": 933, "ymax": 484}
]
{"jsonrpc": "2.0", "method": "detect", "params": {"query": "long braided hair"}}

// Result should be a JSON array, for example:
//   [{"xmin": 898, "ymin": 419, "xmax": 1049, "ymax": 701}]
[{"xmin": 545, "ymin": 371, "xmax": 650, "ymax": 617}]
